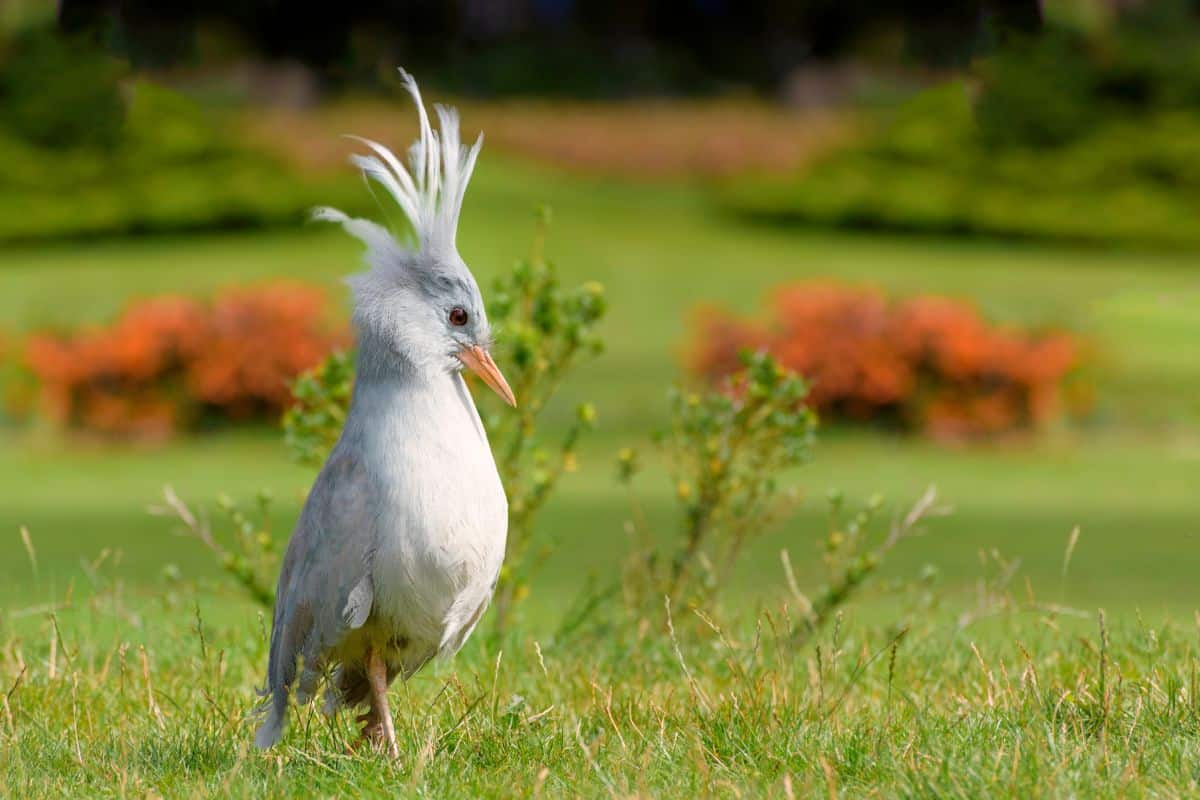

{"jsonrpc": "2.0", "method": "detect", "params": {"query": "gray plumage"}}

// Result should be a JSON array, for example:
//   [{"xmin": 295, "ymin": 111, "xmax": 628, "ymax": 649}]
[{"xmin": 255, "ymin": 71, "xmax": 511, "ymax": 753}]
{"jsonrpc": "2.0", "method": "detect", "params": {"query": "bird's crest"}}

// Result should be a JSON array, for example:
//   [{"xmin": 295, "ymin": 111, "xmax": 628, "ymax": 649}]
[{"xmin": 314, "ymin": 69, "xmax": 483, "ymax": 259}]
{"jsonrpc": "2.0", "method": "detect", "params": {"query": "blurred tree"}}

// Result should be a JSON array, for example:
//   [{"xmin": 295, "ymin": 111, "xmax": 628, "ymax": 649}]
[
  {"xmin": 977, "ymin": 0, "xmax": 1200, "ymax": 147},
  {"xmin": 0, "ymin": 27, "xmax": 126, "ymax": 148}
]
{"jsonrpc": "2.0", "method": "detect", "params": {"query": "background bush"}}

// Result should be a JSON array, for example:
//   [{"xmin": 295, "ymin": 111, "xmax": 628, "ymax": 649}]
[
  {"xmin": 0, "ymin": 32, "xmax": 362, "ymax": 242},
  {"xmin": 976, "ymin": 0, "xmax": 1200, "ymax": 149},
  {"xmin": 21, "ymin": 282, "xmax": 347, "ymax": 437},
  {"xmin": 720, "ymin": 2, "xmax": 1200, "ymax": 248},
  {"xmin": 689, "ymin": 282, "xmax": 1080, "ymax": 438},
  {"xmin": 721, "ymin": 84, "xmax": 1200, "ymax": 248},
  {"xmin": 0, "ymin": 28, "xmax": 126, "ymax": 149}
]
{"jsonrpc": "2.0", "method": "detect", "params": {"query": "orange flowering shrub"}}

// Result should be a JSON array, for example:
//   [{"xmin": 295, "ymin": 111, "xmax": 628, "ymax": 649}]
[
  {"xmin": 23, "ymin": 283, "xmax": 347, "ymax": 438},
  {"xmin": 690, "ymin": 282, "xmax": 1080, "ymax": 438}
]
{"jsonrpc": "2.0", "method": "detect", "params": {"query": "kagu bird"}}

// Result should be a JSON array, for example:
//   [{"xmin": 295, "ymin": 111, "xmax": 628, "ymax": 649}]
[{"xmin": 255, "ymin": 71, "xmax": 514, "ymax": 757}]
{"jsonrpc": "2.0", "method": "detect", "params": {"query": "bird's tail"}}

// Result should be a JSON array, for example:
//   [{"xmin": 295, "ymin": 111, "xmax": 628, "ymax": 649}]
[
  {"xmin": 253, "ymin": 595, "xmax": 294, "ymax": 749},
  {"xmin": 253, "ymin": 687, "xmax": 289, "ymax": 750}
]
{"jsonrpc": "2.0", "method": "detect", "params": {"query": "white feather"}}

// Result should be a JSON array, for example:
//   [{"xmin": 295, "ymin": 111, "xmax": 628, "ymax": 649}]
[{"xmin": 322, "ymin": 69, "xmax": 482, "ymax": 256}]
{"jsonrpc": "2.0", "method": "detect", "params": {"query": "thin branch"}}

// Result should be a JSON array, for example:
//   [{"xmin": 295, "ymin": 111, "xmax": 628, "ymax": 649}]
[
  {"xmin": 148, "ymin": 485, "xmax": 217, "ymax": 552},
  {"xmin": 884, "ymin": 485, "xmax": 953, "ymax": 551}
]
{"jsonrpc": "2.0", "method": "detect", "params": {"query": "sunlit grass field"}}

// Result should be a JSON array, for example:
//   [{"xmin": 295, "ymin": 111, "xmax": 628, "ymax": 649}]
[
  {"xmin": 3, "ymin": 428, "xmax": 1199, "ymax": 618},
  {"xmin": 2, "ymin": 156, "xmax": 1198, "ymax": 611},
  {"xmin": 5, "ymin": 579, "xmax": 1199, "ymax": 797},
  {"xmin": 5, "ymin": 156, "xmax": 1200, "ymax": 428},
  {"xmin": 2, "ymin": 156, "xmax": 1200, "ymax": 796}
]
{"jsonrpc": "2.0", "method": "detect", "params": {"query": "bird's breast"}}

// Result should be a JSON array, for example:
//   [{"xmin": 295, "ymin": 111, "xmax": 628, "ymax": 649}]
[{"xmin": 354, "ymin": 373, "xmax": 507, "ymax": 649}]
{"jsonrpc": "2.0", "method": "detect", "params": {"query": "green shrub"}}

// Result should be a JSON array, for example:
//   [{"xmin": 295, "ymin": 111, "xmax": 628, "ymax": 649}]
[
  {"xmin": 482, "ymin": 218, "xmax": 607, "ymax": 628},
  {"xmin": 977, "ymin": 0, "xmax": 1200, "ymax": 149},
  {"xmin": 721, "ymin": 3, "xmax": 1200, "ymax": 249},
  {"xmin": 613, "ymin": 350, "xmax": 945, "ymax": 628},
  {"xmin": 722, "ymin": 84, "xmax": 1200, "ymax": 248},
  {"xmin": 151, "ymin": 486, "xmax": 280, "ymax": 608},
  {"xmin": 0, "ymin": 46, "xmax": 364, "ymax": 242},
  {"xmin": 620, "ymin": 352, "xmax": 817, "ymax": 606},
  {"xmin": 282, "ymin": 350, "xmax": 354, "ymax": 467},
  {"xmin": 0, "ymin": 28, "xmax": 126, "ymax": 149}
]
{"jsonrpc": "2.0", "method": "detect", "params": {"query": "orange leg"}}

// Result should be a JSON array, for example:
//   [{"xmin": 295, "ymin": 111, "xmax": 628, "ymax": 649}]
[{"xmin": 364, "ymin": 647, "xmax": 399, "ymax": 759}]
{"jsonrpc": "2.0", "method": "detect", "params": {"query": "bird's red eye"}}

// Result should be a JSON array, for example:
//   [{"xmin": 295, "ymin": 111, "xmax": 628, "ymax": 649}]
[{"xmin": 449, "ymin": 307, "xmax": 469, "ymax": 326}]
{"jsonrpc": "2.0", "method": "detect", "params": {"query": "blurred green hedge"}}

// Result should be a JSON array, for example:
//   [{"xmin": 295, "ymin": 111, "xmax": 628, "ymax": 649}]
[
  {"xmin": 721, "ymin": 84, "xmax": 1200, "ymax": 248},
  {"xmin": 0, "ymin": 31, "xmax": 360, "ymax": 243},
  {"xmin": 720, "ymin": 3, "xmax": 1200, "ymax": 249}
]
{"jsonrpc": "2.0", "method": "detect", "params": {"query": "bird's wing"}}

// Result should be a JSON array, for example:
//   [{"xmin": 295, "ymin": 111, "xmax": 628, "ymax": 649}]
[{"xmin": 255, "ymin": 444, "xmax": 380, "ymax": 748}]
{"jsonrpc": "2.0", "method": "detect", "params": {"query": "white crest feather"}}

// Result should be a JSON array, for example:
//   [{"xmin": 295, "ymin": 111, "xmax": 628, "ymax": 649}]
[{"xmin": 322, "ymin": 69, "xmax": 483, "ymax": 256}]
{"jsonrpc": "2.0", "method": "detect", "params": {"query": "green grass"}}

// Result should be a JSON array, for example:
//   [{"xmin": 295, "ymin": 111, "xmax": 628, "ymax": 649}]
[
  {"xmin": 4, "ymin": 156, "xmax": 1200, "ymax": 431},
  {"xmin": 2, "ymin": 577, "xmax": 1198, "ymax": 797},
  {"xmin": 2, "ymin": 156, "xmax": 1200, "ymax": 796},
  {"xmin": 4, "ymin": 425, "xmax": 1199, "ymax": 619},
  {"xmin": 2, "ymin": 156, "xmax": 1198, "ymax": 612}
]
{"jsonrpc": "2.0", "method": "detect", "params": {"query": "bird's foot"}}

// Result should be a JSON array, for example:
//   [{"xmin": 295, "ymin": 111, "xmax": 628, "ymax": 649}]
[
  {"xmin": 351, "ymin": 710, "xmax": 397, "ymax": 758},
  {"xmin": 350, "ymin": 710, "xmax": 383, "ymax": 752}
]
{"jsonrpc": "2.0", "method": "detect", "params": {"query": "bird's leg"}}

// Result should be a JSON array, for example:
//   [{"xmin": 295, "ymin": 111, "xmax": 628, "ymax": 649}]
[{"xmin": 364, "ymin": 646, "xmax": 399, "ymax": 759}]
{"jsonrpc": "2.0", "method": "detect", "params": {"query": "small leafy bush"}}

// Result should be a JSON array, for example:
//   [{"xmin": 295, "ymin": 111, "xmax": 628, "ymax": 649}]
[
  {"xmin": 689, "ymin": 281, "xmax": 1080, "ymax": 438},
  {"xmin": 614, "ymin": 351, "xmax": 947, "ymax": 629},
  {"xmin": 620, "ymin": 352, "xmax": 817, "ymax": 605},
  {"xmin": 22, "ymin": 283, "xmax": 347, "ymax": 437},
  {"xmin": 282, "ymin": 350, "xmax": 355, "ymax": 466},
  {"xmin": 482, "ymin": 229, "xmax": 606, "ymax": 628},
  {"xmin": 787, "ymin": 486, "xmax": 946, "ymax": 646},
  {"xmin": 151, "ymin": 486, "xmax": 280, "ymax": 608}
]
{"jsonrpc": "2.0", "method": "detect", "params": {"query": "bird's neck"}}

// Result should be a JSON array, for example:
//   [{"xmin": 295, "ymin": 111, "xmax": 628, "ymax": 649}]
[
  {"xmin": 350, "ymin": 332, "xmax": 433, "ymax": 405},
  {"xmin": 351, "ymin": 327, "xmax": 421, "ymax": 384},
  {"xmin": 345, "ymin": 331, "xmax": 484, "ymax": 444}
]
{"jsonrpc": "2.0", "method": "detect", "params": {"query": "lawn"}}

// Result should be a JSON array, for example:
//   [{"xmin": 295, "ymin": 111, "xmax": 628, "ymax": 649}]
[
  {"xmin": 4, "ymin": 156, "xmax": 1200, "ymax": 431},
  {"xmin": 4, "ymin": 575, "xmax": 1198, "ymax": 798},
  {"xmin": 2, "ymin": 156, "xmax": 1198, "ymax": 611},
  {"xmin": 2, "ymin": 156, "xmax": 1199, "ymax": 797}
]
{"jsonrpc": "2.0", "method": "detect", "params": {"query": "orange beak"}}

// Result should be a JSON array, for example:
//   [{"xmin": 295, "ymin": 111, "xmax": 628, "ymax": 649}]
[{"xmin": 456, "ymin": 345, "xmax": 516, "ymax": 407}]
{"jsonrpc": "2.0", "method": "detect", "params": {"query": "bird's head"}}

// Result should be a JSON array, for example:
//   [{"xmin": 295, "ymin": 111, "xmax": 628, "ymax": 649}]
[{"xmin": 315, "ymin": 69, "xmax": 514, "ymax": 407}]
